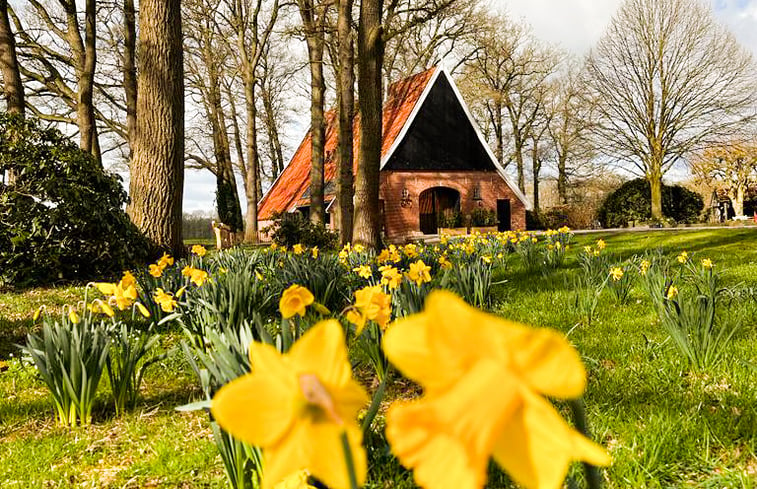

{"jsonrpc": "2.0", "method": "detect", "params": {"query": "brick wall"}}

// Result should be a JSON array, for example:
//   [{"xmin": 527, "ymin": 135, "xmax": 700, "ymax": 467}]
[{"xmin": 380, "ymin": 170, "xmax": 527, "ymax": 240}]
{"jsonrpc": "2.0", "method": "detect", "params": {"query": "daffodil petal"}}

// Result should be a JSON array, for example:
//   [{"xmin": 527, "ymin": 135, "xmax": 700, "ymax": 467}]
[
  {"xmin": 492, "ymin": 390, "xmax": 611, "ymax": 489},
  {"xmin": 289, "ymin": 320, "xmax": 352, "ymax": 388},
  {"xmin": 211, "ymin": 372, "xmax": 296, "ymax": 447},
  {"xmin": 497, "ymin": 325, "xmax": 587, "ymax": 399},
  {"xmin": 263, "ymin": 421, "xmax": 310, "ymax": 489},
  {"xmin": 306, "ymin": 423, "xmax": 366, "ymax": 489}
]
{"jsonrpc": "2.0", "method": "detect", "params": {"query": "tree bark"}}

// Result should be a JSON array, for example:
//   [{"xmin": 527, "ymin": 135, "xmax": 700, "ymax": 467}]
[
  {"xmin": 127, "ymin": 0, "xmax": 185, "ymax": 254},
  {"xmin": 648, "ymin": 169, "xmax": 663, "ymax": 221},
  {"xmin": 353, "ymin": 0, "xmax": 383, "ymax": 250},
  {"xmin": 0, "ymin": 0, "xmax": 24, "ymax": 116},
  {"xmin": 123, "ymin": 0, "xmax": 138, "ymax": 157},
  {"xmin": 557, "ymin": 153, "xmax": 568, "ymax": 205},
  {"xmin": 336, "ymin": 0, "xmax": 355, "ymax": 244},
  {"xmin": 531, "ymin": 138, "xmax": 540, "ymax": 215},
  {"xmin": 305, "ymin": 35, "xmax": 326, "ymax": 225}
]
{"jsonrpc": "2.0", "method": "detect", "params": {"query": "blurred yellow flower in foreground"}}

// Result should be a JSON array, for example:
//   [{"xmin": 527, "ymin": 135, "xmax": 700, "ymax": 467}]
[
  {"xmin": 405, "ymin": 260, "xmax": 431, "ymax": 287},
  {"xmin": 280, "ymin": 284, "xmax": 314, "ymax": 319},
  {"xmin": 211, "ymin": 320, "xmax": 368, "ymax": 489},
  {"xmin": 345, "ymin": 285, "xmax": 391, "ymax": 334},
  {"xmin": 382, "ymin": 291, "xmax": 610, "ymax": 489},
  {"xmin": 192, "ymin": 244, "xmax": 207, "ymax": 257}
]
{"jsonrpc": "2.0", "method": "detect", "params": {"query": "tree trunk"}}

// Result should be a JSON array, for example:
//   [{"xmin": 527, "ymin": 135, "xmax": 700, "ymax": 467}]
[
  {"xmin": 261, "ymin": 86, "xmax": 284, "ymax": 178},
  {"xmin": 353, "ymin": 0, "xmax": 383, "ymax": 250},
  {"xmin": 127, "ymin": 0, "xmax": 184, "ymax": 255},
  {"xmin": 123, "ymin": 0, "xmax": 138, "ymax": 158},
  {"xmin": 648, "ymin": 170, "xmax": 663, "ymax": 221},
  {"xmin": 557, "ymin": 153, "xmax": 568, "ymax": 205},
  {"xmin": 531, "ymin": 139, "xmax": 540, "ymax": 215},
  {"xmin": 0, "ymin": 0, "xmax": 24, "ymax": 117},
  {"xmin": 65, "ymin": 0, "xmax": 99, "ymax": 163},
  {"xmin": 242, "ymin": 76, "xmax": 260, "ymax": 243},
  {"xmin": 515, "ymin": 139, "xmax": 525, "ymax": 193},
  {"xmin": 336, "ymin": 0, "xmax": 355, "ymax": 245},
  {"xmin": 305, "ymin": 36, "xmax": 326, "ymax": 225},
  {"xmin": 734, "ymin": 183, "xmax": 745, "ymax": 217}
]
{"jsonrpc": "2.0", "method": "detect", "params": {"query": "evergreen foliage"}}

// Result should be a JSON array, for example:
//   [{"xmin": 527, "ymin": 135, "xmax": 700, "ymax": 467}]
[{"xmin": 0, "ymin": 114, "xmax": 149, "ymax": 287}]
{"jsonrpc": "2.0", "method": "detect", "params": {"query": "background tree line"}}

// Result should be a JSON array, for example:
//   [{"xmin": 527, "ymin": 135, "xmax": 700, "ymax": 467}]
[{"xmin": 1, "ymin": 0, "xmax": 756, "ymax": 256}]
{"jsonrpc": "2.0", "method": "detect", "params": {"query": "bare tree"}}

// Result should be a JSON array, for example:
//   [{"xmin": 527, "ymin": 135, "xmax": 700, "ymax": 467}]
[
  {"xmin": 691, "ymin": 137, "xmax": 757, "ymax": 217},
  {"xmin": 127, "ymin": 0, "xmax": 185, "ymax": 254},
  {"xmin": 584, "ymin": 0, "xmax": 757, "ymax": 220}
]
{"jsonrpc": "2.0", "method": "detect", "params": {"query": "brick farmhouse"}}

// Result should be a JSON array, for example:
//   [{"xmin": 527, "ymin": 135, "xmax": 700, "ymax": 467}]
[{"xmin": 257, "ymin": 66, "xmax": 530, "ymax": 241}]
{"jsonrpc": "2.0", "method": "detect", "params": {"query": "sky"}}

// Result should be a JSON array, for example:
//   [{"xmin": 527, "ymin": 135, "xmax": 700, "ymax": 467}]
[{"xmin": 181, "ymin": 0, "xmax": 757, "ymax": 214}]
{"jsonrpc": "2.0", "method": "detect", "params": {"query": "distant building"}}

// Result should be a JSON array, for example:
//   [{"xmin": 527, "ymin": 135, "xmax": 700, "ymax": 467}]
[{"xmin": 257, "ymin": 66, "xmax": 530, "ymax": 241}]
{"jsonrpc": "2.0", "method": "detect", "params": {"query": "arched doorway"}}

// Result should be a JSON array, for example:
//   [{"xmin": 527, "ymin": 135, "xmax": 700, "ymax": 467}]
[{"xmin": 418, "ymin": 187, "xmax": 461, "ymax": 234}]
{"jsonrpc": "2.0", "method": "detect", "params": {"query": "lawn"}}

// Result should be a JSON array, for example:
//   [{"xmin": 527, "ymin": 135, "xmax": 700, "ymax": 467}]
[{"xmin": 1, "ymin": 228, "xmax": 756, "ymax": 488}]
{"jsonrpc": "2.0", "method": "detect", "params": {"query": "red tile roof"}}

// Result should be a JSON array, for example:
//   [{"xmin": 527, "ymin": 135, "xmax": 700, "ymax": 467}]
[{"xmin": 258, "ymin": 67, "xmax": 437, "ymax": 220}]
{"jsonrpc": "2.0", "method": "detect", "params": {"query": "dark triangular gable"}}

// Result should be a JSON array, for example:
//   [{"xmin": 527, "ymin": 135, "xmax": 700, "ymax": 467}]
[{"xmin": 383, "ymin": 73, "xmax": 496, "ymax": 172}]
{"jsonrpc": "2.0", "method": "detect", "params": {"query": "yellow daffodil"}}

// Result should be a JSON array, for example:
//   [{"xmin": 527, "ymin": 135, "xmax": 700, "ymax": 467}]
[
  {"xmin": 482, "ymin": 255, "xmax": 492, "ymax": 264},
  {"xmin": 94, "ymin": 281, "xmax": 117, "ymax": 296},
  {"xmin": 379, "ymin": 265, "xmax": 403, "ymax": 290},
  {"xmin": 338, "ymin": 249, "xmax": 349, "ymax": 262},
  {"xmin": 293, "ymin": 244, "xmax": 304, "ymax": 255},
  {"xmin": 701, "ymin": 258, "xmax": 713, "ymax": 269},
  {"xmin": 438, "ymin": 255, "xmax": 453, "ymax": 270},
  {"xmin": 158, "ymin": 253, "xmax": 174, "ymax": 268},
  {"xmin": 353, "ymin": 265, "xmax": 373, "ymax": 279},
  {"xmin": 382, "ymin": 291, "xmax": 610, "ymax": 489},
  {"xmin": 211, "ymin": 320, "xmax": 369, "ymax": 489},
  {"xmin": 33, "ymin": 306, "xmax": 43, "ymax": 321},
  {"xmin": 121, "ymin": 271, "xmax": 137, "ymax": 288},
  {"xmin": 280, "ymin": 284, "xmax": 315, "ymax": 319},
  {"xmin": 312, "ymin": 247, "xmax": 319, "ymax": 259},
  {"xmin": 149, "ymin": 264, "xmax": 164, "ymax": 277},
  {"xmin": 405, "ymin": 260, "xmax": 431, "ymax": 287},
  {"xmin": 666, "ymin": 285, "xmax": 678, "ymax": 300},
  {"xmin": 135, "ymin": 302, "xmax": 151, "ymax": 318},
  {"xmin": 677, "ymin": 251, "xmax": 688, "ymax": 263},
  {"xmin": 89, "ymin": 299, "xmax": 115, "ymax": 317},
  {"xmin": 256, "ymin": 271, "xmax": 265, "ymax": 281},
  {"xmin": 376, "ymin": 249, "xmax": 391, "ymax": 263},
  {"xmin": 640, "ymin": 260, "xmax": 651, "ymax": 275},
  {"xmin": 154, "ymin": 288, "xmax": 177, "ymax": 313},
  {"xmin": 609, "ymin": 267, "xmax": 624, "ymax": 281},
  {"xmin": 113, "ymin": 282, "xmax": 138, "ymax": 310},
  {"xmin": 68, "ymin": 308, "xmax": 80, "ymax": 324},
  {"xmin": 555, "ymin": 241, "xmax": 562, "ymax": 250},
  {"xmin": 583, "ymin": 246, "xmax": 593, "ymax": 255},
  {"xmin": 353, "ymin": 244, "xmax": 365, "ymax": 253},
  {"xmin": 403, "ymin": 243, "xmax": 418, "ymax": 258},
  {"xmin": 274, "ymin": 471, "xmax": 317, "ymax": 489},
  {"xmin": 182, "ymin": 265, "xmax": 209, "ymax": 286},
  {"xmin": 558, "ymin": 226, "xmax": 570, "ymax": 234},
  {"xmin": 192, "ymin": 244, "xmax": 207, "ymax": 257},
  {"xmin": 596, "ymin": 239, "xmax": 606, "ymax": 251},
  {"xmin": 345, "ymin": 285, "xmax": 392, "ymax": 334}
]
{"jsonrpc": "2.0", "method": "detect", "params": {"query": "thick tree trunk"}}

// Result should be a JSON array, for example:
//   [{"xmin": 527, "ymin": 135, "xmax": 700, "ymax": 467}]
[
  {"xmin": 493, "ymin": 100, "xmax": 503, "ymax": 164},
  {"xmin": 261, "ymin": 86, "xmax": 284, "ymax": 178},
  {"xmin": 127, "ymin": 0, "xmax": 184, "ymax": 255},
  {"xmin": 306, "ymin": 36, "xmax": 326, "ymax": 225},
  {"xmin": 123, "ymin": 0, "xmax": 138, "ymax": 157},
  {"xmin": 734, "ymin": 183, "xmax": 745, "ymax": 217},
  {"xmin": 515, "ymin": 139, "xmax": 525, "ymax": 193},
  {"xmin": 648, "ymin": 170, "xmax": 663, "ymax": 221},
  {"xmin": 353, "ymin": 0, "xmax": 383, "ymax": 250},
  {"xmin": 0, "ymin": 0, "xmax": 24, "ymax": 117},
  {"xmin": 336, "ymin": 0, "xmax": 355, "ymax": 245}
]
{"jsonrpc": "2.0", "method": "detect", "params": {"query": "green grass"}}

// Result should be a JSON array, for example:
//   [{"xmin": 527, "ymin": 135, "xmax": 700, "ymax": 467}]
[{"xmin": 2, "ymin": 228, "xmax": 757, "ymax": 487}]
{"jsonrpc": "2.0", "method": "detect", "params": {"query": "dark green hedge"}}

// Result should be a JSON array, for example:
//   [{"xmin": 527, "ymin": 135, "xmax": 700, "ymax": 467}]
[{"xmin": 597, "ymin": 178, "xmax": 704, "ymax": 228}]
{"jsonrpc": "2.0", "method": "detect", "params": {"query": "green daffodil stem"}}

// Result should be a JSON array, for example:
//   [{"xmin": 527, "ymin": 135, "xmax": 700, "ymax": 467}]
[
  {"xmin": 340, "ymin": 430, "xmax": 359, "ymax": 489},
  {"xmin": 361, "ymin": 367, "xmax": 390, "ymax": 433},
  {"xmin": 568, "ymin": 398, "xmax": 603, "ymax": 489}
]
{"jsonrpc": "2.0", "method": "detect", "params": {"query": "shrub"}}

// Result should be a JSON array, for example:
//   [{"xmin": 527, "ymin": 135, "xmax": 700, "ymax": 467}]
[
  {"xmin": 469, "ymin": 207, "xmax": 497, "ymax": 227},
  {"xmin": 263, "ymin": 211, "xmax": 338, "ymax": 250},
  {"xmin": 0, "ymin": 114, "xmax": 149, "ymax": 287},
  {"xmin": 437, "ymin": 208, "xmax": 463, "ymax": 228},
  {"xmin": 525, "ymin": 210, "xmax": 545, "ymax": 230},
  {"xmin": 597, "ymin": 178, "xmax": 704, "ymax": 228}
]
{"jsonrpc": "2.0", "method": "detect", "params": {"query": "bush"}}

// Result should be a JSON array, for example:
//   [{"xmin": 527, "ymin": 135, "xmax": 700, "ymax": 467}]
[
  {"xmin": 597, "ymin": 178, "xmax": 704, "ymax": 228},
  {"xmin": 526, "ymin": 210, "xmax": 545, "ymax": 230},
  {"xmin": 437, "ymin": 208, "xmax": 463, "ymax": 228},
  {"xmin": 469, "ymin": 207, "xmax": 496, "ymax": 227},
  {"xmin": 0, "ymin": 114, "xmax": 149, "ymax": 287},
  {"xmin": 263, "ymin": 211, "xmax": 338, "ymax": 250}
]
